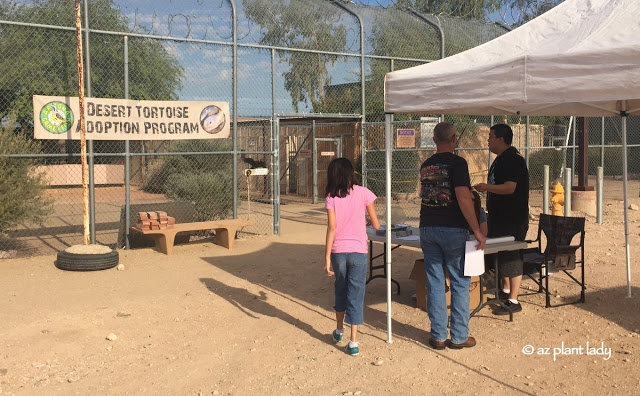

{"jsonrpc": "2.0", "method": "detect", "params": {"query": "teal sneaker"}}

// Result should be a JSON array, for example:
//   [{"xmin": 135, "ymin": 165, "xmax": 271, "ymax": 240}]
[
  {"xmin": 345, "ymin": 342, "xmax": 359, "ymax": 356},
  {"xmin": 332, "ymin": 330, "xmax": 343, "ymax": 343}
]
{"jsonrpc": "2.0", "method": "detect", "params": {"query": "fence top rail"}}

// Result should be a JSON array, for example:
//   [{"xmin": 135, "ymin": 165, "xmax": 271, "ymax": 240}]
[{"xmin": 0, "ymin": 19, "xmax": 435, "ymax": 64}]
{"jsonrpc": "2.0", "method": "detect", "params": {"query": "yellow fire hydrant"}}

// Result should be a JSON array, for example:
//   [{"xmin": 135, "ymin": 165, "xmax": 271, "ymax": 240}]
[{"xmin": 550, "ymin": 182, "xmax": 565, "ymax": 216}]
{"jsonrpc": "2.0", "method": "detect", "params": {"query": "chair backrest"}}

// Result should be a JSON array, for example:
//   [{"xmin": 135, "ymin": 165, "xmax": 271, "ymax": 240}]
[{"xmin": 538, "ymin": 214, "xmax": 585, "ymax": 270}]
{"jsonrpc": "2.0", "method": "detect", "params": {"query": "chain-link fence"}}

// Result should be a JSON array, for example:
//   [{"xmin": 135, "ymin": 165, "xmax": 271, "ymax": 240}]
[
  {"xmin": 364, "ymin": 115, "xmax": 640, "ymax": 228},
  {"xmin": 0, "ymin": 0, "xmax": 509, "ymax": 256},
  {"xmin": 1, "ymin": 0, "xmax": 637, "ymax": 257}
]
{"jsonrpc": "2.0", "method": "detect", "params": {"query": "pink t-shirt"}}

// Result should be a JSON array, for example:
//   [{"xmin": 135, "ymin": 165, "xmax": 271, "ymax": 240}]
[{"xmin": 325, "ymin": 185, "xmax": 377, "ymax": 254}]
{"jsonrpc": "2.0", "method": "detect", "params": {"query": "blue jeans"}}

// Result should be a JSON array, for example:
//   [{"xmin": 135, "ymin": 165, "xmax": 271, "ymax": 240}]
[
  {"xmin": 331, "ymin": 252, "xmax": 368, "ymax": 325},
  {"xmin": 420, "ymin": 227, "xmax": 471, "ymax": 344}
]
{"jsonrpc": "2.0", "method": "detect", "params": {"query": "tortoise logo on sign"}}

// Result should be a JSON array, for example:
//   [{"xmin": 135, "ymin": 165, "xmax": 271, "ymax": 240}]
[
  {"xmin": 200, "ymin": 105, "xmax": 226, "ymax": 135},
  {"xmin": 40, "ymin": 101, "xmax": 74, "ymax": 134}
]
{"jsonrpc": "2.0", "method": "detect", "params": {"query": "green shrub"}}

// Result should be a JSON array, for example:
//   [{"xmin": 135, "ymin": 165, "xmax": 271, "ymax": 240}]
[
  {"xmin": 143, "ymin": 139, "xmax": 234, "ymax": 220},
  {"xmin": 165, "ymin": 172, "xmax": 233, "ymax": 221},
  {"xmin": 528, "ymin": 146, "xmax": 639, "ymax": 187},
  {"xmin": 0, "ymin": 127, "xmax": 53, "ymax": 232},
  {"xmin": 586, "ymin": 146, "xmax": 640, "ymax": 175},
  {"xmin": 528, "ymin": 149, "xmax": 565, "ymax": 188}
]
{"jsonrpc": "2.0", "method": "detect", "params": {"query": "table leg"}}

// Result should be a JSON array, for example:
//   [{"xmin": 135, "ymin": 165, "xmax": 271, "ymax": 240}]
[
  {"xmin": 366, "ymin": 241, "xmax": 401, "ymax": 294},
  {"xmin": 470, "ymin": 254, "xmax": 513, "ymax": 321}
]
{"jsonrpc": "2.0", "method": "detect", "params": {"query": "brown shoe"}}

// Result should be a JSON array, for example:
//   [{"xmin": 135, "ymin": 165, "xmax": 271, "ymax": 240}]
[
  {"xmin": 447, "ymin": 336, "xmax": 476, "ymax": 349},
  {"xmin": 428, "ymin": 338, "xmax": 446, "ymax": 350}
]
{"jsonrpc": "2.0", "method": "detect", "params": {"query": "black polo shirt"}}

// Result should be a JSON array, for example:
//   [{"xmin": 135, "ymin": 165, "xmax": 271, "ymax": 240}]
[{"xmin": 487, "ymin": 146, "xmax": 529, "ymax": 225}]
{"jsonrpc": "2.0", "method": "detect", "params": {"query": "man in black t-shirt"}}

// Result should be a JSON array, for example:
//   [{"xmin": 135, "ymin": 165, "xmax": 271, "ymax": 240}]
[
  {"xmin": 474, "ymin": 124, "xmax": 529, "ymax": 315},
  {"xmin": 419, "ymin": 122, "xmax": 486, "ymax": 350}
]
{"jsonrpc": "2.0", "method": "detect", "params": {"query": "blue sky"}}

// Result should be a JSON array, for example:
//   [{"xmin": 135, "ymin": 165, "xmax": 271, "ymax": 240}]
[{"xmin": 108, "ymin": 0, "xmax": 533, "ymax": 116}]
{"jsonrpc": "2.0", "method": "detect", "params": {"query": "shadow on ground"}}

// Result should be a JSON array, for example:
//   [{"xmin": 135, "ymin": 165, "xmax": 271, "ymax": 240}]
[
  {"xmin": 201, "ymin": 240, "xmax": 537, "ymax": 395},
  {"xmin": 576, "ymin": 285, "xmax": 640, "ymax": 333},
  {"xmin": 201, "ymin": 241, "xmax": 426, "ymax": 339}
]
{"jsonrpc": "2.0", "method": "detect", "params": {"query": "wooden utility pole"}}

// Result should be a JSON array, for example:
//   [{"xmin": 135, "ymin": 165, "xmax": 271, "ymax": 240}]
[{"xmin": 75, "ymin": 0, "xmax": 90, "ymax": 245}]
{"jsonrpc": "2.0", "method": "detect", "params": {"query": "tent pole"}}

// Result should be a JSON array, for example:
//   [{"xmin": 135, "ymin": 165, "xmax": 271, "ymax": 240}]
[
  {"xmin": 488, "ymin": 116, "xmax": 494, "ymax": 170},
  {"xmin": 385, "ymin": 113, "xmax": 393, "ymax": 343},
  {"xmin": 620, "ymin": 106, "xmax": 631, "ymax": 298}
]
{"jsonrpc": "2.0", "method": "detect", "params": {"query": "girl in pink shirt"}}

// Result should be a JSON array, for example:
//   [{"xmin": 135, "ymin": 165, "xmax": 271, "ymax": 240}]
[{"xmin": 325, "ymin": 158, "xmax": 379, "ymax": 356}]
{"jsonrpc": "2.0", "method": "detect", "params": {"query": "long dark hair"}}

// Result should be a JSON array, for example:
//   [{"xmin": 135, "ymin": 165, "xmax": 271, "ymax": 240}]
[{"xmin": 326, "ymin": 157, "xmax": 356, "ymax": 198}]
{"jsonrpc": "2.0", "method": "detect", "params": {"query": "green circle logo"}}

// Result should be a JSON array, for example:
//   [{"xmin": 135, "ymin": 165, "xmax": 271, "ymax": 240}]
[{"xmin": 40, "ymin": 101, "xmax": 74, "ymax": 134}]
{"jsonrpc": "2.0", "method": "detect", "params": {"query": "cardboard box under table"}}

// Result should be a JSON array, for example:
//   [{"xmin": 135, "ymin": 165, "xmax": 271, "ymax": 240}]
[
  {"xmin": 366, "ymin": 226, "xmax": 528, "ymax": 321},
  {"xmin": 409, "ymin": 259, "xmax": 481, "ymax": 312}
]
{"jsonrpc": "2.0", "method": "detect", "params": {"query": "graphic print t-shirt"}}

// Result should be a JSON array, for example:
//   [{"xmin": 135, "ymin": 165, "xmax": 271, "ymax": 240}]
[{"xmin": 419, "ymin": 152, "xmax": 470, "ymax": 229}]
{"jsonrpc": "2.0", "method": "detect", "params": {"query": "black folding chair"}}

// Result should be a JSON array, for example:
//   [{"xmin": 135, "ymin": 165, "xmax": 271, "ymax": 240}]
[{"xmin": 522, "ymin": 214, "xmax": 586, "ymax": 308}]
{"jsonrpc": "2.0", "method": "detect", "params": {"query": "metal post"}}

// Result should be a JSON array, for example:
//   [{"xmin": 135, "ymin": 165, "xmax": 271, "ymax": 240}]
[
  {"xmin": 543, "ymin": 164, "xmax": 549, "ymax": 215},
  {"xmin": 332, "ymin": 2, "xmax": 367, "ymax": 190},
  {"xmin": 571, "ymin": 118, "xmax": 576, "ymax": 177},
  {"xmin": 596, "ymin": 166, "xmax": 603, "ymax": 224},
  {"xmin": 83, "ymin": 0, "xmax": 96, "ymax": 243},
  {"xmin": 600, "ymin": 117, "xmax": 605, "ymax": 167},
  {"xmin": 408, "ymin": 9, "xmax": 445, "ymax": 59},
  {"xmin": 274, "ymin": 117, "xmax": 280, "ymax": 235},
  {"xmin": 312, "ymin": 120, "xmax": 317, "ymax": 204},
  {"xmin": 124, "ymin": 35, "xmax": 131, "ymax": 249},
  {"xmin": 230, "ymin": 0, "xmax": 238, "ymax": 219},
  {"xmin": 488, "ymin": 116, "xmax": 494, "ymax": 170},
  {"xmin": 88, "ymin": 145, "xmax": 95, "ymax": 243},
  {"xmin": 271, "ymin": 48, "xmax": 277, "ymax": 233},
  {"xmin": 564, "ymin": 167, "xmax": 572, "ymax": 217},
  {"xmin": 384, "ymin": 113, "xmax": 393, "ymax": 344},
  {"xmin": 620, "ymin": 110, "xmax": 631, "ymax": 298},
  {"xmin": 525, "ymin": 115, "xmax": 530, "ymax": 168},
  {"xmin": 561, "ymin": 116, "xmax": 574, "ymax": 181}
]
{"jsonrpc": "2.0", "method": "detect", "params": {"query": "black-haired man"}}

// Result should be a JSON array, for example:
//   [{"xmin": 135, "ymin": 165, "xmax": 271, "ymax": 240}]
[{"xmin": 474, "ymin": 123, "xmax": 529, "ymax": 315}]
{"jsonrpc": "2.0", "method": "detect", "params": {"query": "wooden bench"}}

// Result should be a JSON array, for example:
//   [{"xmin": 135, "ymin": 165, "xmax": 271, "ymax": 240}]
[{"xmin": 131, "ymin": 219, "xmax": 253, "ymax": 255}]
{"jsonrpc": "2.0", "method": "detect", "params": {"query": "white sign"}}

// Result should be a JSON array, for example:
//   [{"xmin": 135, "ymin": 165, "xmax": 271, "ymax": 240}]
[
  {"xmin": 33, "ymin": 95, "xmax": 230, "ymax": 140},
  {"xmin": 245, "ymin": 168, "xmax": 269, "ymax": 176},
  {"xmin": 420, "ymin": 116, "xmax": 440, "ymax": 148},
  {"xmin": 321, "ymin": 151, "xmax": 335, "ymax": 156}
]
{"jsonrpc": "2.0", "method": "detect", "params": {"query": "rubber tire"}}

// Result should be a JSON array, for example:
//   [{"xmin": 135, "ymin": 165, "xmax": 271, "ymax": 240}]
[{"xmin": 55, "ymin": 249, "xmax": 119, "ymax": 271}]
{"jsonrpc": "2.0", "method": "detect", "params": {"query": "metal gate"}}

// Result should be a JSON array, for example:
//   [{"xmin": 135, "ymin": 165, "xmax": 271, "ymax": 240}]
[
  {"xmin": 276, "ymin": 114, "xmax": 362, "ymax": 204},
  {"xmin": 313, "ymin": 138, "xmax": 342, "ymax": 203}
]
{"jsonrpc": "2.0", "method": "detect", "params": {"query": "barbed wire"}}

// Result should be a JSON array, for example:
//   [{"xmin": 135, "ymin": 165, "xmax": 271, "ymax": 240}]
[{"xmin": 350, "ymin": 0, "xmax": 564, "ymax": 26}]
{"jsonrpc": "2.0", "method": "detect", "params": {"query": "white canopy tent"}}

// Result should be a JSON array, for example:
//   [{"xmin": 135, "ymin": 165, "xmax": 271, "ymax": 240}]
[{"xmin": 382, "ymin": 0, "xmax": 640, "ymax": 341}]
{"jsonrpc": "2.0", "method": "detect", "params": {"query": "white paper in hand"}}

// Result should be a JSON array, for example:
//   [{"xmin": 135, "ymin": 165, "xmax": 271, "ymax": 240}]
[{"xmin": 464, "ymin": 240, "xmax": 485, "ymax": 276}]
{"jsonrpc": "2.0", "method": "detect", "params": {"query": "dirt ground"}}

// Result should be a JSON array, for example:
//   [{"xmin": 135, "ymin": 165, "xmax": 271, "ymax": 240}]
[{"xmin": 1, "ymin": 197, "xmax": 640, "ymax": 396}]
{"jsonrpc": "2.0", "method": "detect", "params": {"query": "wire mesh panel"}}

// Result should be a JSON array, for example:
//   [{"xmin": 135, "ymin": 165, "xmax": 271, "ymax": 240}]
[{"xmin": 7, "ymin": 0, "xmax": 628, "ymax": 258}]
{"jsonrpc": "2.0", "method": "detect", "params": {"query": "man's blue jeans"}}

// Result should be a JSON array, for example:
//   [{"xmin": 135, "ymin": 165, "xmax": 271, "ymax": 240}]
[
  {"xmin": 331, "ymin": 252, "xmax": 368, "ymax": 325},
  {"xmin": 420, "ymin": 227, "xmax": 471, "ymax": 344}
]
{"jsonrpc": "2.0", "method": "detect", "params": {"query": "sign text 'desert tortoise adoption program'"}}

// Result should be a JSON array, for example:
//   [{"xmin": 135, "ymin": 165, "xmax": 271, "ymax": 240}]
[{"xmin": 33, "ymin": 95, "xmax": 229, "ymax": 140}]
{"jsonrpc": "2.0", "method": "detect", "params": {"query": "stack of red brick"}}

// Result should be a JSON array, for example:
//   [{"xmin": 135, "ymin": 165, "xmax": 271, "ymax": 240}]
[{"xmin": 137, "ymin": 211, "xmax": 176, "ymax": 230}]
